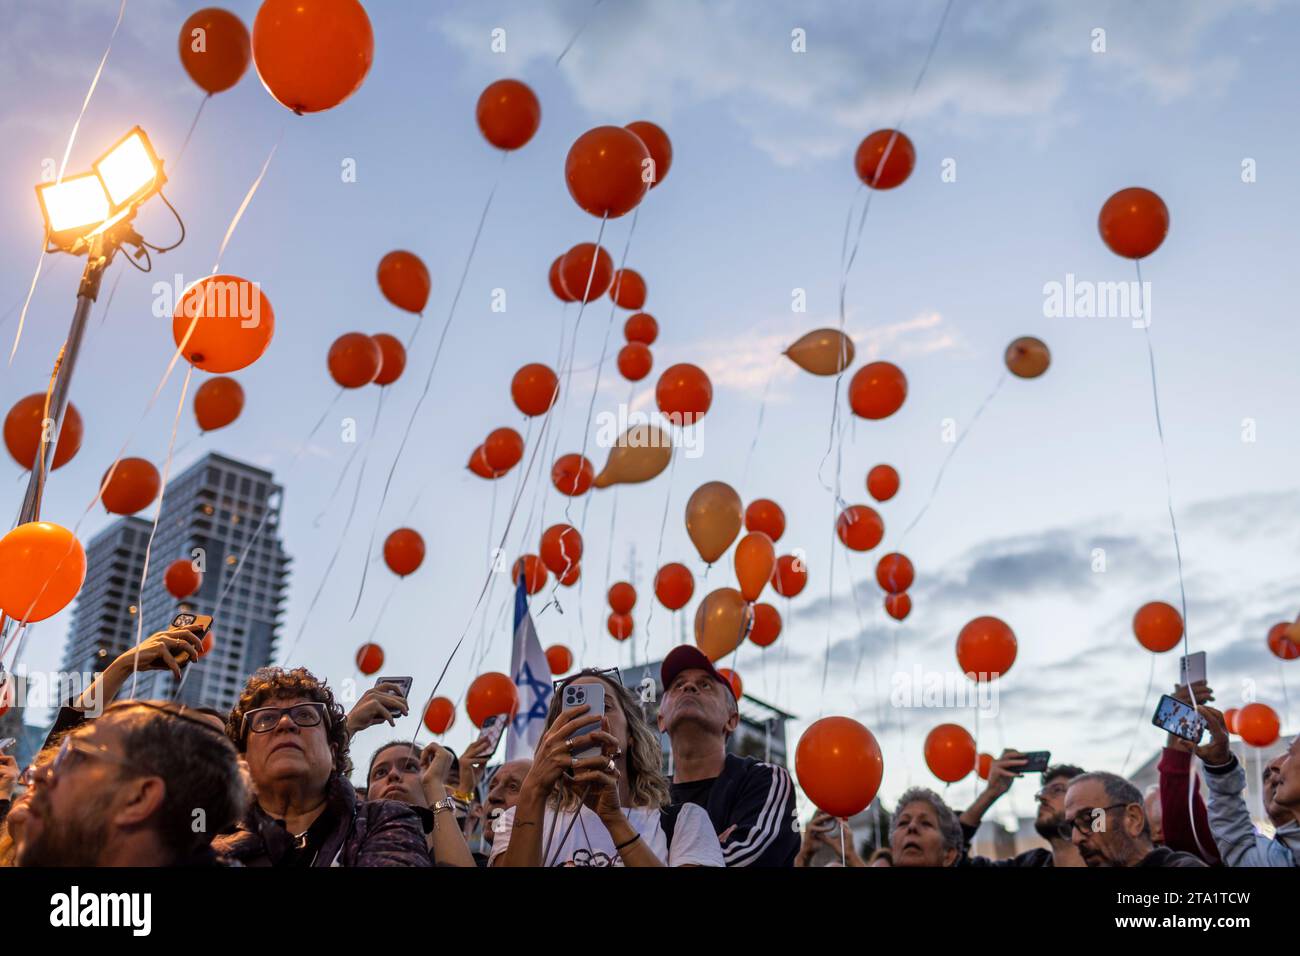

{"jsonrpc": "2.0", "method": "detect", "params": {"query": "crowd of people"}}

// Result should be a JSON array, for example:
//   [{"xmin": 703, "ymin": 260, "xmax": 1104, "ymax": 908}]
[{"xmin": 0, "ymin": 624, "xmax": 1296, "ymax": 868}]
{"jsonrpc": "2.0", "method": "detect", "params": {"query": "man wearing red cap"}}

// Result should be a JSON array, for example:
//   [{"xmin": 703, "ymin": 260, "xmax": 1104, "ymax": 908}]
[{"xmin": 657, "ymin": 646, "xmax": 799, "ymax": 866}]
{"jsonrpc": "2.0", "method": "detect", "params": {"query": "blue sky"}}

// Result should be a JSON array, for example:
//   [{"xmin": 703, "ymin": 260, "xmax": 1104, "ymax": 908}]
[{"xmin": 3, "ymin": 0, "xmax": 1299, "ymax": 826}]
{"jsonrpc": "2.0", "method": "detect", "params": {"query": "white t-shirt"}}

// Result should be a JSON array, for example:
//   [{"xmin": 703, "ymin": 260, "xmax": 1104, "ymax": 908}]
[{"xmin": 488, "ymin": 803, "xmax": 723, "ymax": 867}]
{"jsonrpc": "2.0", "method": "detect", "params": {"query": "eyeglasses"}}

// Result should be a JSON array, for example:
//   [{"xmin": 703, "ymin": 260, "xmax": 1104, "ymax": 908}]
[
  {"xmin": 552, "ymin": 666, "xmax": 622, "ymax": 693},
  {"xmin": 1035, "ymin": 782, "xmax": 1069, "ymax": 801},
  {"xmin": 241, "ymin": 702, "xmax": 329, "ymax": 739},
  {"xmin": 1057, "ymin": 803, "xmax": 1132, "ymax": 840},
  {"xmin": 20, "ymin": 734, "xmax": 138, "ymax": 787}
]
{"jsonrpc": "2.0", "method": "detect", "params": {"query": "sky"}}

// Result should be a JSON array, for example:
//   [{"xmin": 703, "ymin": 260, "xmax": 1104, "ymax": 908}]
[{"xmin": 2, "ymin": 0, "xmax": 1299, "ymax": 829}]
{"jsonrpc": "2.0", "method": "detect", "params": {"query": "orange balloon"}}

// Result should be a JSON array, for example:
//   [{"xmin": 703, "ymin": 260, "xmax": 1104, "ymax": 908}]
[
  {"xmin": 512, "ymin": 554, "xmax": 548, "ymax": 595},
  {"xmin": 539, "ymin": 524, "xmax": 583, "ymax": 575},
  {"xmin": 1099, "ymin": 187, "xmax": 1169, "ymax": 260},
  {"xmin": 548, "ymin": 255, "xmax": 577, "ymax": 303},
  {"xmin": 836, "ymin": 505, "xmax": 883, "ymax": 551},
  {"xmin": 795, "ymin": 716, "xmax": 884, "ymax": 817},
  {"xmin": 854, "ymin": 129, "xmax": 915, "ymax": 190},
  {"xmin": 545, "ymin": 644, "xmax": 574, "ymax": 675},
  {"xmin": 625, "ymin": 121, "xmax": 672, "ymax": 188},
  {"xmin": 1133, "ymin": 601, "xmax": 1183, "ymax": 653},
  {"xmin": 654, "ymin": 562, "xmax": 695, "ymax": 611},
  {"xmin": 1005, "ymin": 336, "xmax": 1050, "ymax": 379},
  {"xmin": 884, "ymin": 592, "xmax": 912, "ymax": 621},
  {"xmin": 694, "ymin": 587, "xmax": 752, "ymax": 660},
  {"xmin": 924, "ymin": 723, "xmax": 976, "ymax": 783},
  {"xmin": 717, "ymin": 668, "xmax": 743, "ymax": 699},
  {"xmin": 976, "ymin": 752, "xmax": 993, "ymax": 781},
  {"xmin": 164, "ymin": 559, "xmax": 202, "ymax": 600},
  {"xmin": 560, "ymin": 243, "xmax": 614, "ymax": 302},
  {"xmin": 251, "ymin": 0, "xmax": 373, "ymax": 114},
  {"xmin": 1268, "ymin": 622, "xmax": 1300, "ymax": 661},
  {"xmin": 956, "ymin": 616, "xmax": 1017, "ymax": 678},
  {"xmin": 656, "ymin": 363, "xmax": 713, "ymax": 423},
  {"xmin": 744, "ymin": 499, "xmax": 785, "ymax": 542},
  {"xmin": 867, "ymin": 464, "xmax": 899, "ymax": 502},
  {"xmin": 328, "ymin": 332, "xmax": 382, "ymax": 388},
  {"xmin": 749, "ymin": 602, "xmax": 782, "ymax": 647},
  {"xmin": 193, "ymin": 376, "xmax": 244, "ymax": 431},
  {"xmin": 179, "ymin": 7, "xmax": 251, "ymax": 95},
  {"xmin": 785, "ymin": 328, "xmax": 855, "ymax": 376},
  {"xmin": 355, "ymin": 642, "xmax": 384, "ymax": 675},
  {"xmin": 848, "ymin": 362, "xmax": 907, "ymax": 420},
  {"xmin": 608, "ymin": 612, "xmax": 634, "ymax": 641},
  {"xmin": 484, "ymin": 427, "xmax": 524, "ymax": 471},
  {"xmin": 772, "ymin": 554, "xmax": 808, "ymax": 598},
  {"xmin": 565, "ymin": 125, "xmax": 650, "ymax": 219},
  {"xmin": 875, "ymin": 553, "xmax": 914, "ymax": 594},
  {"xmin": 200, "ymin": 632, "xmax": 215, "ymax": 657},
  {"xmin": 0, "ymin": 522, "xmax": 87, "ymax": 623},
  {"xmin": 173, "ymin": 274, "xmax": 274, "ymax": 373},
  {"xmin": 608, "ymin": 581, "xmax": 637, "ymax": 614},
  {"xmin": 371, "ymin": 333, "xmax": 406, "ymax": 387},
  {"xmin": 4, "ymin": 395, "xmax": 83, "ymax": 469},
  {"xmin": 511, "ymin": 363, "xmax": 559, "ymax": 417},
  {"xmin": 734, "ymin": 532, "xmax": 776, "ymax": 603},
  {"xmin": 610, "ymin": 269, "xmax": 646, "ymax": 310},
  {"xmin": 616, "ymin": 343, "xmax": 653, "ymax": 382},
  {"xmin": 551, "ymin": 453, "xmax": 594, "ymax": 496},
  {"xmin": 558, "ymin": 562, "xmax": 581, "ymax": 587},
  {"xmin": 1223, "ymin": 708, "xmax": 1240, "ymax": 735},
  {"xmin": 476, "ymin": 78, "xmax": 540, "ymax": 151},
  {"xmin": 377, "ymin": 251, "xmax": 430, "ymax": 314},
  {"xmin": 423, "ymin": 696, "xmax": 455, "ymax": 735},
  {"xmin": 466, "ymin": 672, "xmax": 518, "ymax": 727},
  {"xmin": 685, "ymin": 481, "xmax": 743, "ymax": 564},
  {"xmin": 383, "ymin": 528, "xmax": 424, "ymax": 577},
  {"xmin": 1236, "ymin": 702, "xmax": 1280, "ymax": 747},
  {"xmin": 624, "ymin": 312, "xmax": 658, "ymax": 345},
  {"xmin": 468, "ymin": 445, "xmax": 507, "ymax": 480},
  {"xmin": 100, "ymin": 458, "xmax": 161, "ymax": 515}
]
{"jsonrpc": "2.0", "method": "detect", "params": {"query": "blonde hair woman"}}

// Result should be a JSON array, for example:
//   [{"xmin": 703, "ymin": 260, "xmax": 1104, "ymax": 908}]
[{"xmin": 491, "ymin": 669, "xmax": 722, "ymax": 867}]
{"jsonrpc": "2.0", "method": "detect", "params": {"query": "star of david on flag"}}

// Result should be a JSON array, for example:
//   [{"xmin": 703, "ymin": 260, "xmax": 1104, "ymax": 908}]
[{"xmin": 505, "ymin": 575, "xmax": 553, "ymax": 761}]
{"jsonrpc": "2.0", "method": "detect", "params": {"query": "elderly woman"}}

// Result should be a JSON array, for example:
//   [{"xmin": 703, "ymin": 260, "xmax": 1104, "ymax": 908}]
[
  {"xmin": 213, "ymin": 666, "xmax": 429, "ymax": 867},
  {"xmin": 890, "ymin": 787, "xmax": 964, "ymax": 867},
  {"xmin": 492, "ymin": 668, "xmax": 722, "ymax": 867}
]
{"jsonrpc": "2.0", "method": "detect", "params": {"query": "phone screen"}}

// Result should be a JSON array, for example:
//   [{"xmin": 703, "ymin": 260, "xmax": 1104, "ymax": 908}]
[
  {"xmin": 476, "ymin": 714, "xmax": 508, "ymax": 759},
  {"xmin": 1152, "ymin": 694, "xmax": 1206, "ymax": 742},
  {"xmin": 1019, "ymin": 751, "xmax": 1050, "ymax": 773}
]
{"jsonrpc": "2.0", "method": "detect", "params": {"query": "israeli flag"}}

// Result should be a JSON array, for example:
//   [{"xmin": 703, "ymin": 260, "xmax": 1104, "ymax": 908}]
[{"xmin": 506, "ymin": 576, "xmax": 553, "ymax": 761}]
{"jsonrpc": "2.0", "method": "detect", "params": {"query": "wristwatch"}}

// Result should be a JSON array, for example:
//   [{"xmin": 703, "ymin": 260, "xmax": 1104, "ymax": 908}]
[{"xmin": 431, "ymin": 795, "xmax": 456, "ymax": 815}]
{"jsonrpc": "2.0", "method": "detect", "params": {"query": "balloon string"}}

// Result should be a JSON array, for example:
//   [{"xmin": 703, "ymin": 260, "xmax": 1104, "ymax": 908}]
[
  {"xmin": 347, "ymin": 389, "xmax": 398, "ymax": 620},
  {"xmin": 555, "ymin": 0, "xmax": 605, "ymax": 65},
  {"xmin": 388, "ymin": 156, "xmax": 507, "ymax": 526},
  {"xmin": 280, "ymin": 388, "xmax": 384, "ymax": 663},
  {"xmin": 212, "ymin": 128, "xmax": 283, "ymax": 275},
  {"xmin": 1120, "ymin": 653, "xmax": 1158, "ymax": 777},
  {"xmin": 364, "ymin": 578, "xmax": 401, "ymax": 645},
  {"xmin": 174, "ymin": 93, "xmax": 209, "ymax": 170},
  {"xmin": 1136, "ymin": 260, "xmax": 1189, "ymax": 653},
  {"xmin": 8, "ymin": 239, "xmax": 48, "ymax": 366},
  {"xmin": 899, "ymin": 370, "xmax": 1008, "ymax": 542},
  {"xmin": 313, "ymin": 437, "xmax": 364, "ymax": 528},
  {"xmin": 95, "ymin": 266, "xmax": 125, "ymax": 330},
  {"xmin": 740, "ymin": 355, "xmax": 781, "ymax": 491},
  {"xmin": 127, "ymin": 363, "xmax": 193, "ymax": 699},
  {"xmin": 643, "ymin": 450, "xmax": 679, "ymax": 662}
]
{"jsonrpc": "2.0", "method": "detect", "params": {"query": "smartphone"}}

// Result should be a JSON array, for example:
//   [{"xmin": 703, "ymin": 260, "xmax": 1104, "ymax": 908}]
[
  {"xmin": 0, "ymin": 737, "xmax": 16, "ymax": 754},
  {"xmin": 475, "ymin": 714, "xmax": 508, "ymax": 761},
  {"xmin": 170, "ymin": 612, "xmax": 213, "ymax": 665},
  {"xmin": 1018, "ymin": 751, "xmax": 1051, "ymax": 774},
  {"xmin": 373, "ymin": 676, "xmax": 413, "ymax": 715},
  {"xmin": 561, "ymin": 681, "xmax": 606, "ymax": 761},
  {"xmin": 1152, "ymin": 693, "xmax": 1206, "ymax": 742},
  {"xmin": 1179, "ymin": 652, "xmax": 1207, "ymax": 688}
]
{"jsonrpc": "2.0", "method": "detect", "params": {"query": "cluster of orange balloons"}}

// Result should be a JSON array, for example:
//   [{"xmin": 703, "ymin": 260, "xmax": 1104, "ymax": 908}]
[
  {"xmin": 539, "ymin": 523, "xmax": 582, "ymax": 587},
  {"xmin": 469, "ymin": 427, "xmax": 524, "ymax": 480},
  {"xmin": 617, "ymin": 303, "xmax": 656, "ymax": 383},
  {"xmin": 607, "ymin": 581, "xmax": 636, "ymax": 641}
]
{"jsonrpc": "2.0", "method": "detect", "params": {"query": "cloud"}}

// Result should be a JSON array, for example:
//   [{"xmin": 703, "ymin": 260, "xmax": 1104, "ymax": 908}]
[{"xmin": 437, "ymin": 0, "xmax": 1279, "ymax": 164}]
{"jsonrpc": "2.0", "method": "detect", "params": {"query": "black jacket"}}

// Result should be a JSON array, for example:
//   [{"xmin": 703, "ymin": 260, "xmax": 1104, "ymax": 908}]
[
  {"xmin": 958, "ymin": 820, "xmax": 1054, "ymax": 867},
  {"xmin": 1140, "ymin": 845, "xmax": 1207, "ymax": 867},
  {"xmin": 670, "ymin": 753, "xmax": 799, "ymax": 867}
]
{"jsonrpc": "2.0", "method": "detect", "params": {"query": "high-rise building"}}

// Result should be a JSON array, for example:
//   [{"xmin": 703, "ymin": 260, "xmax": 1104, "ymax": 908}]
[{"xmin": 61, "ymin": 452, "xmax": 290, "ymax": 714}]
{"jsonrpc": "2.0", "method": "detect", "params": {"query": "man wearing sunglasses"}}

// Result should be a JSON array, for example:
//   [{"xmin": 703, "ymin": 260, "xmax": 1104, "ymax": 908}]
[
  {"xmin": 214, "ymin": 666, "xmax": 430, "ymax": 867},
  {"xmin": 1062, "ymin": 771, "xmax": 1206, "ymax": 867},
  {"xmin": 9, "ymin": 700, "xmax": 246, "ymax": 867},
  {"xmin": 957, "ymin": 753, "xmax": 1085, "ymax": 866}
]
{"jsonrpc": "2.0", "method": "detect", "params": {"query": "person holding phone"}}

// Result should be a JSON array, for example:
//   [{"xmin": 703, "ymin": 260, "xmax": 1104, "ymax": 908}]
[
  {"xmin": 1153, "ymin": 681, "xmax": 1222, "ymax": 864},
  {"xmin": 491, "ymin": 669, "xmax": 722, "ymax": 867},
  {"xmin": 365, "ymin": 739, "xmax": 476, "ymax": 866},
  {"xmin": 957, "ymin": 750, "xmax": 1085, "ymax": 867}
]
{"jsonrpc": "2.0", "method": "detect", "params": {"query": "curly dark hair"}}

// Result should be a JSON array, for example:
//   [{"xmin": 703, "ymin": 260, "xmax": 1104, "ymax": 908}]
[{"xmin": 226, "ymin": 666, "xmax": 352, "ymax": 777}]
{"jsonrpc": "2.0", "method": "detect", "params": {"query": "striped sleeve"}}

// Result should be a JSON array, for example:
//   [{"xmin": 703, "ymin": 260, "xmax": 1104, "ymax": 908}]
[{"xmin": 721, "ymin": 761, "xmax": 799, "ymax": 867}]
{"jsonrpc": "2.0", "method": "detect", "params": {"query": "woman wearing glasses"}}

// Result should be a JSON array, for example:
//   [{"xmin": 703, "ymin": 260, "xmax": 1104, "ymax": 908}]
[
  {"xmin": 491, "ymin": 669, "xmax": 723, "ymax": 867},
  {"xmin": 214, "ymin": 666, "xmax": 431, "ymax": 867}
]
